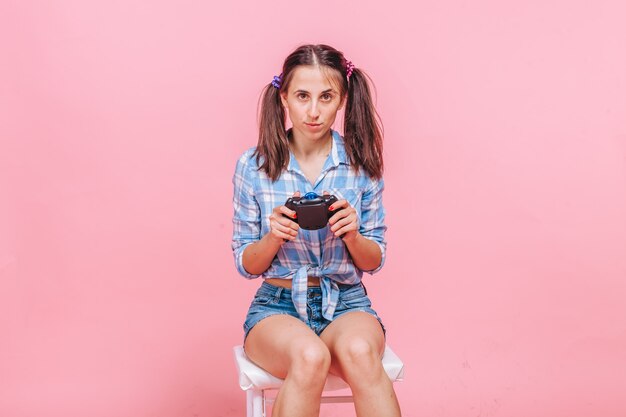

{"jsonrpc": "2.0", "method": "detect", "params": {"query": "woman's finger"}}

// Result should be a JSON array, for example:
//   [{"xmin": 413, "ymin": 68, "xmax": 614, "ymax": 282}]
[
  {"xmin": 331, "ymin": 208, "xmax": 357, "ymax": 228},
  {"xmin": 270, "ymin": 221, "xmax": 298, "ymax": 240},
  {"xmin": 329, "ymin": 205, "xmax": 355, "ymax": 225},
  {"xmin": 330, "ymin": 213, "xmax": 356, "ymax": 232},
  {"xmin": 328, "ymin": 199, "xmax": 348, "ymax": 212},
  {"xmin": 271, "ymin": 213, "xmax": 299, "ymax": 230},
  {"xmin": 274, "ymin": 205, "xmax": 297, "ymax": 220},
  {"xmin": 334, "ymin": 221, "xmax": 358, "ymax": 237},
  {"xmin": 272, "ymin": 228, "xmax": 297, "ymax": 241}
]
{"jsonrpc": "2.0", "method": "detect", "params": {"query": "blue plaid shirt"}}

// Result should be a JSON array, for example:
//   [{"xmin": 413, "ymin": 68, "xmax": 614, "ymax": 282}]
[{"xmin": 231, "ymin": 130, "xmax": 387, "ymax": 323}]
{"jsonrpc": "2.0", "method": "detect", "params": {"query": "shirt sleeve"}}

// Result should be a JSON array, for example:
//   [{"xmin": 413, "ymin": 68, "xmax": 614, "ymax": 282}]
[
  {"xmin": 358, "ymin": 176, "xmax": 387, "ymax": 274},
  {"xmin": 231, "ymin": 153, "xmax": 262, "ymax": 279}
]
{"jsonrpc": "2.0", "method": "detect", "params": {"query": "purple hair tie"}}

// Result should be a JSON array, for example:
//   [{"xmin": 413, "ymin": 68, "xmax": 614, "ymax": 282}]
[
  {"xmin": 271, "ymin": 74, "xmax": 282, "ymax": 89},
  {"xmin": 345, "ymin": 60, "xmax": 355, "ymax": 80}
]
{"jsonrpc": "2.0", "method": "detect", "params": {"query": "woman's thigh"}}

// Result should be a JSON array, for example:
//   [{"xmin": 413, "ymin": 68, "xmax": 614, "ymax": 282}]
[{"xmin": 244, "ymin": 314, "xmax": 328, "ymax": 379}]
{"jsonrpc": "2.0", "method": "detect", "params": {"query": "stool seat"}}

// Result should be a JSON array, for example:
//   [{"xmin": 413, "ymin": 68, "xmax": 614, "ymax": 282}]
[
  {"xmin": 233, "ymin": 344, "xmax": 404, "ymax": 392},
  {"xmin": 234, "ymin": 344, "xmax": 404, "ymax": 416}
]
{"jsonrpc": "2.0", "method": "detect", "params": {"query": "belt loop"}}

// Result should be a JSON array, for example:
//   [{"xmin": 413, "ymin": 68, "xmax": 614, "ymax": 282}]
[{"xmin": 275, "ymin": 286, "xmax": 283, "ymax": 300}]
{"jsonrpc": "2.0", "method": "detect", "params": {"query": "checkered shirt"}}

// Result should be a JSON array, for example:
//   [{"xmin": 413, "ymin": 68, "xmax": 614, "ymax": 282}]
[{"xmin": 231, "ymin": 130, "xmax": 387, "ymax": 323}]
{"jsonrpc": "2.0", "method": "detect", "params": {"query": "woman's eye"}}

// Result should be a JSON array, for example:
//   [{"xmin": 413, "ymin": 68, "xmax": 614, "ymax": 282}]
[
  {"xmin": 322, "ymin": 94, "xmax": 332, "ymax": 101},
  {"xmin": 297, "ymin": 93, "xmax": 308, "ymax": 100}
]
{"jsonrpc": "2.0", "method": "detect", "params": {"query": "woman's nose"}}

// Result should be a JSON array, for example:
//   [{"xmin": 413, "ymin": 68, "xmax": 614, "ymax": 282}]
[{"xmin": 308, "ymin": 101, "xmax": 321, "ymax": 118}]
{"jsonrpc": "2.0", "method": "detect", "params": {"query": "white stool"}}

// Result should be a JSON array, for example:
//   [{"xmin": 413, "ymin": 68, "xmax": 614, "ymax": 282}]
[{"xmin": 233, "ymin": 344, "xmax": 404, "ymax": 417}]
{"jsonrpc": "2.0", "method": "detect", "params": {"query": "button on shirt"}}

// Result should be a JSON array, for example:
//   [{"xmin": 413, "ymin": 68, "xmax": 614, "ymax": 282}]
[{"xmin": 231, "ymin": 130, "xmax": 387, "ymax": 323}]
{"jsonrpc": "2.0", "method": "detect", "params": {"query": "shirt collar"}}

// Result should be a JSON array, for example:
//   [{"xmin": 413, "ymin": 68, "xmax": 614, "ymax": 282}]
[{"xmin": 330, "ymin": 130, "xmax": 349, "ymax": 167}]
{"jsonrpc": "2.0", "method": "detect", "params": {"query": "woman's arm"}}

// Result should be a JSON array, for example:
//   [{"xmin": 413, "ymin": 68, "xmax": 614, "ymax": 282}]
[
  {"xmin": 327, "ymin": 178, "xmax": 387, "ymax": 273},
  {"xmin": 241, "ymin": 233, "xmax": 284, "ymax": 275},
  {"xmin": 241, "ymin": 193, "xmax": 301, "ymax": 276},
  {"xmin": 328, "ymin": 203, "xmax": 383, "ymax": 271},
  {"xmin": 341, "ymin": 232, "xmax": 383, "ymax": 271}
]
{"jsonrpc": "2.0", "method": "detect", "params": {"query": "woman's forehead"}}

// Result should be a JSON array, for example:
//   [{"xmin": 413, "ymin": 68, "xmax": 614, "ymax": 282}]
[{"xmin": 288, "ymin": 65, "xmax": 341, "ymax": 92}]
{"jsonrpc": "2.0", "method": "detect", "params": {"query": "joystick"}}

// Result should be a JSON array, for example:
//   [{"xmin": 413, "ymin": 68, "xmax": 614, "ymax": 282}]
[{"xmin": 284, "ymin": 192, "xmax": 339, "ymax": 230}]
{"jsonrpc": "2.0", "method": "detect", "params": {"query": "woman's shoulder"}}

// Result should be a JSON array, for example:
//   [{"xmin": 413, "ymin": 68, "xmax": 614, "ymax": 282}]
[
  {"xmin": 237, "ymin": 146, "xmax": 257, "ymax": 161},
  {"xmin": 235, "ymin": 147, "xmax": 261, "ymax": 169},
  {"xmin": 234, "ymin": 146, "xmax": 275, "ymax": 185}
]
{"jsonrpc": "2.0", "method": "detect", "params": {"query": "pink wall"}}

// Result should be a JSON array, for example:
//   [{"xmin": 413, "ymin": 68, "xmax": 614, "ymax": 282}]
[{"xmin": 2, "ymin": 1, "xmax": 625, "ymax": 416}]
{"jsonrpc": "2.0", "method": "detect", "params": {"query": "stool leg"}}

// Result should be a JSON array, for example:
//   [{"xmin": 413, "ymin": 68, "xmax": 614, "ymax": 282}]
[{"xmin": 246, "ymin": 389, "xmax": 264, "ymax": 417}]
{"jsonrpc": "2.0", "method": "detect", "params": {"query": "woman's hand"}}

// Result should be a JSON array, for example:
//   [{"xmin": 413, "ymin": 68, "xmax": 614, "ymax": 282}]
[
  {"xmin": 326, "ymin": 192, "xmax": 359, "ymax": 242},
  {"xmin": 241, "ymin": 191, "xmax": 300, "ymax": 275},
  {"xmin": 267, "ymin": 191, "xmax": 300, "ymax": 244},
  {"xmin": 324, "ymin": 191, "xmax": 382, "ymax": 270}
]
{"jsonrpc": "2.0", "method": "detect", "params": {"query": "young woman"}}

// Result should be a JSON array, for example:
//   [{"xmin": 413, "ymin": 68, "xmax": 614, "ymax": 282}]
[{"xmin": 232, "ymin": 44, "xmax": 401, "ymax": 417}]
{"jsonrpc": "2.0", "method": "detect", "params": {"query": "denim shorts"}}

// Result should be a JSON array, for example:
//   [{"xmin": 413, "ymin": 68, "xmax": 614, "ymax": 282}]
[{"xmin": 243, "ymin": 280, "xmax": 385, "ymax": 341}]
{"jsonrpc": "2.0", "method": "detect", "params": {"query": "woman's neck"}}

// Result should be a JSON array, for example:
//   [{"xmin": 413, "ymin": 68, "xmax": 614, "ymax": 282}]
[{"xmin": 289, "ymin": 130, "xmax": 333, "ymax": 161}]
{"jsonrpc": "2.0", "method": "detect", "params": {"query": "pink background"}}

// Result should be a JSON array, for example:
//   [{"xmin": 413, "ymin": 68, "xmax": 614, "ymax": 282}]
[{"xmin": 2, "ymin": 1, "xmax": 626, "ymax": 416}]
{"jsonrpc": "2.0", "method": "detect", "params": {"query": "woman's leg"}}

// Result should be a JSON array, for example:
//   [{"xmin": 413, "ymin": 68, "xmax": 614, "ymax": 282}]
[
  {"xmin": 320, "ymin": 311, "xmax": 402, "ymax": 417},
  {"xmin": 244, "ymin": 315, "xmax": 330, "ymax": 417}
]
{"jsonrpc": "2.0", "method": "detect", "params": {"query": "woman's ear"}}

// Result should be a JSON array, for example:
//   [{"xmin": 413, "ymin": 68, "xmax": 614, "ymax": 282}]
[{"xmin": 280, "ymin": 92, "xmax": 288, "ymax": 109}]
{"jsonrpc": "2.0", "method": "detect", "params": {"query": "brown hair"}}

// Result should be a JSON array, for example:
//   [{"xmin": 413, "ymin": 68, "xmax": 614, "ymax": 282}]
[{"xmin": 255, "ymin": 44, "xmax": 384, "ymax": 181}]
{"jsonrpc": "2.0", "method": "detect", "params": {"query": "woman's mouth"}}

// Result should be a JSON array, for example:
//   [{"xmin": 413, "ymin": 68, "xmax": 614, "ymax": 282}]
[{"xmin": 305, "ymin": 122, "xmax": 323, "ymax": 130}]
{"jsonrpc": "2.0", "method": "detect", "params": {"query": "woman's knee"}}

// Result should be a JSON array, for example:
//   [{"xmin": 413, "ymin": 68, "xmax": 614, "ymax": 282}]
[
  {"xmin": 333, "ymin": 338, "xmax": 383, "ymax": 380},
  {"xmin": 288, "ymin": 342, "xmax": 331, "ymax": 384}
]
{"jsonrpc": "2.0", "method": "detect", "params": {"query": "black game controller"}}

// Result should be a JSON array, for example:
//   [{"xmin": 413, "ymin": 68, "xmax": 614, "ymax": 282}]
[{"xmin": 284, "ymin": 192, "xmax": 339, "ymax": 230}]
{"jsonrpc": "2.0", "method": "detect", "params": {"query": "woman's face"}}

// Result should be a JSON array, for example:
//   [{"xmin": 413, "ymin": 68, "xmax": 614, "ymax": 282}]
[{"xmin": 281, "ymin": 65, "xmax": 344, "ymax": 143}]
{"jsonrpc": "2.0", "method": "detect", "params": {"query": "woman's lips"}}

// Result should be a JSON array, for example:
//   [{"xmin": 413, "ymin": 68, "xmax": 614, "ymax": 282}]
[{"xmin": 305, "ymin": 123, "xmax": 323, "ymax": 130}]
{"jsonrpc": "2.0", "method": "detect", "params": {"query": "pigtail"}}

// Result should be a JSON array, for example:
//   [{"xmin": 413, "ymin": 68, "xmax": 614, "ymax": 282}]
[
  {"xmin": 343, "ymin": 67, "xmax": 384, "ymax": 179},
  {"xmin": 255, "ymin": 82, "xmax": 290, "ymax": 181}
]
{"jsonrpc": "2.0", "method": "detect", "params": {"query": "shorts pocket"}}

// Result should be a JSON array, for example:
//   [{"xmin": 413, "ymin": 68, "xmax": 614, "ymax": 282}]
[
  {"xmin": 251, "ymin": 295, "xmax": 276, "ymax": 306},
  {"xmin": 338, "ymin": 286, "xmax": 372, "ymax": 309}
]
